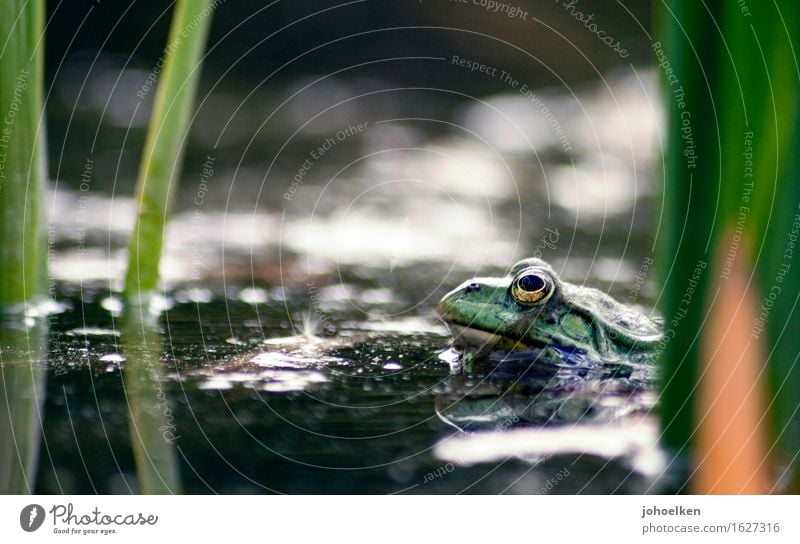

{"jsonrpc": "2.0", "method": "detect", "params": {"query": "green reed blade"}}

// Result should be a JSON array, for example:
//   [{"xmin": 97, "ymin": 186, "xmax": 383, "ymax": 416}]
[
  {"xmin": 0, "ymin": 0, "xmax": 46, "ymax": 308},
  {"xmin": 655, "ymin": 0, "xmax": 721, "ymax": 455},
  {"xmin": 124, "ymin": 0, "xmax": 216, "ymax": 303}
]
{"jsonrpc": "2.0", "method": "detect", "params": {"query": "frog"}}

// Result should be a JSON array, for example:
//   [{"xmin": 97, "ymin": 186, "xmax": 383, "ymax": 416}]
[{"xmin": 436, "ymin": 258, "xmax": 662, "ymax": 365}]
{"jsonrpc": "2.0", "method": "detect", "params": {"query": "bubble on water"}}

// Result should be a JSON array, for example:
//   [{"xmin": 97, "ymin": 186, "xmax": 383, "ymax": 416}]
[
  {"xmin": 250, "ymin": 351, "xmax": 313, "ymax": 369},
  {"xmin": 25, "ymin": 299, "xmax": 71, "ymax": 318},
  {"xmin": 239, "ymin": 287, "xmax": 269, "ymax": 305},
  {"xmin": 270, "ymin": 287, "xmax": 288, "ymax": 301},
  {"xmin": 359, "ymin": 288, "xmax": 395, "ymax": 305},
  {"xmin": 259, "ymin": 370, "xmax": 327, "ymax": 393},
  {"xmin": 437, "ymin": 347, "xmax": 463, "ymax": 374},
  {"xmin": 347, "ymin": 317, "xmax": 446, "ymax": 334},
  {"xmin": 99, "ymin": 353, "xmax": 125, "ymax": 363},
  {"xmin": 198, "ymin": 377, "xmax": 234, "ymax": 390},
  {"xmin": 145, "ymin": 294, "xmax": 174, "ymax": 315},
  {"xmin": 67, "ymin": 328, "xmax": 121, "ymax": 337},
  {"xmin": 100, "ymin": 296, "xmax": 123, "ymax": 316},
  {"xmin": 175, "ymin": 287, "xmax": 214, "ymax": 303},
  {"xmin": 318, "ymin": 283, "xmax": 356, "ymax": 302}
]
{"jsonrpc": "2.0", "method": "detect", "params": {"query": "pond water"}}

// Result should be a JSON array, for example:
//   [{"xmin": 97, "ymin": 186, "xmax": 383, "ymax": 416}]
[
  {"xmin": 3, "ymin": 65, "xmax": 674, "ymax": 494},
  {"xmin": 28, "ymin": 276, "xmax": 666, "ymax": 494}
]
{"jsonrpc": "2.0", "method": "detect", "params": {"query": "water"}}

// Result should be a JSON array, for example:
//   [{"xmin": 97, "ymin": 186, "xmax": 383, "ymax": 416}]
[
  {"xmin": 29, "ymin": 279, "xmax": 663, "ymax": 494},
  {"xmin": 4, "ymin": 60, "xmax": 669, "ymax": 493}
]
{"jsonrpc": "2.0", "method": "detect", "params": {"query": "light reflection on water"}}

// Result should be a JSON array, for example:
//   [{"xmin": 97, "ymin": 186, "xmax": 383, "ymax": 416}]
[{"xmin": 48, "ymin": 71, "xmax": 660, "ymax": 282}]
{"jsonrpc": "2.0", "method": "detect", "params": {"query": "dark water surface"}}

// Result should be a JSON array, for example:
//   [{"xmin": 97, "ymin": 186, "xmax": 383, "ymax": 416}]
[{"xmin": 31, "ymin": 274, "xmax": 664, "ymax": 494}]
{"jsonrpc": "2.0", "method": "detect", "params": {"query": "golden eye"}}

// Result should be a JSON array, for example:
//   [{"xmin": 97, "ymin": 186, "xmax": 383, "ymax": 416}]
[{"xmin": 511, "ymin": 269, "xmax": 554, "ymax": 304}]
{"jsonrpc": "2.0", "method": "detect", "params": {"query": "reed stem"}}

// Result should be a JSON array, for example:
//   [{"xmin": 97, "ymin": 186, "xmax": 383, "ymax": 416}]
[
  {"xmin": 0, "ymin": 0, "xmax": 47, "ymax": 309},
  {"xmin": 124, "ymin": 0, "xmax": 216, "ymax": 303}
]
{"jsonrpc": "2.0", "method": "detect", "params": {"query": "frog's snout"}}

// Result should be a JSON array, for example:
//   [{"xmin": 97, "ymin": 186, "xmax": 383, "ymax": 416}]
[
  {"xmin": 437, "ymin": 278, "xmax": 497, "ymax": 320},
  {"xmin": 436, "ymin": 280, "xmax": 475, "ymax": 321},
  {"xmin": 435, "ymin": 294, "xmax": 452, "ymax": 320}
]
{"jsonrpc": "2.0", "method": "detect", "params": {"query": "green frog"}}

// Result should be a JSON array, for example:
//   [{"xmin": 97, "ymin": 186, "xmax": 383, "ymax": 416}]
[{"xmin": 436, "ymin": 258, "xmax": 662, "ymax": 365}]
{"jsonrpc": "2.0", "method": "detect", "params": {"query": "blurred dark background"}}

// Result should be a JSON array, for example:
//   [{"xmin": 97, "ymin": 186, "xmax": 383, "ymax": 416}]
[
  {"xmin": 46, "ymin": 0, "xmax": 652, "ymax": 90},
  {"xmin": 45, "ymin": 0, "xmax": 653, "ymax": 197}
]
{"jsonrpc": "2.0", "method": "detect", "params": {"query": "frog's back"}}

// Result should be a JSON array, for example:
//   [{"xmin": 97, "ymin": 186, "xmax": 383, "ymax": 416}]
[{"xmin": 562, "ymin": 283, "xmax": 662, "ymax": 350}]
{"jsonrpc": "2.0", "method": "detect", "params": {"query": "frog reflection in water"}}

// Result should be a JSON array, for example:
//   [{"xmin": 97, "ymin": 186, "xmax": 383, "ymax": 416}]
[{"xmin": 437, "ymin": 258, "xmax": 663, "ymax": 366}]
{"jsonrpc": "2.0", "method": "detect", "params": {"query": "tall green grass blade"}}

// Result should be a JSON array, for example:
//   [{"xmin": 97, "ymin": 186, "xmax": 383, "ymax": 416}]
[
  {"xmin": 0, "ymin": 0, "xmax": 46, "ymax": 309},
  {"xmin": 124, "ymin": 0, "xmax": 216, "ymax": 302}
]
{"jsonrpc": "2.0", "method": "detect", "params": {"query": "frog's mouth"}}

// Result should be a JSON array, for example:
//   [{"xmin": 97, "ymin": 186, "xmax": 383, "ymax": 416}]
[
  {"xmin": 439, "ymin": 318, "xmax": 532, "ymax": 359},
  {"xmin": 444, "ymin": 323, "xmax": 502, "ymax": 356}
]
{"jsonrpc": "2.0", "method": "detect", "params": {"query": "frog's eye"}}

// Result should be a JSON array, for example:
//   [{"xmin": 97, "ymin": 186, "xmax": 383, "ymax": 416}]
[{"xmin": 511, "ymin": 269, "xmax": 554, "ymax": 304}]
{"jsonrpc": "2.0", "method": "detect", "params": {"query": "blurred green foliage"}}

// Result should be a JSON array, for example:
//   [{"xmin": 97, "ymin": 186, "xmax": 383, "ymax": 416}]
[{"xmin": 656, "ymin": 0, "xmax": 800, "ymax": 488}]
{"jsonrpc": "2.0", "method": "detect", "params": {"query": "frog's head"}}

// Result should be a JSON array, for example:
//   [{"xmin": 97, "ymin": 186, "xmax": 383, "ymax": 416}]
[{"xmin": 436, "ymin": 258, "xmax": 597, "ymax": 358}]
